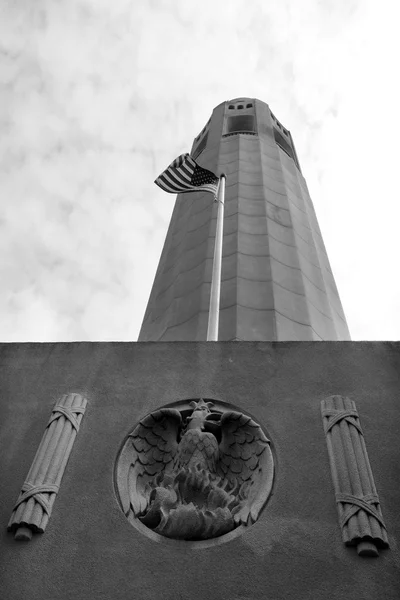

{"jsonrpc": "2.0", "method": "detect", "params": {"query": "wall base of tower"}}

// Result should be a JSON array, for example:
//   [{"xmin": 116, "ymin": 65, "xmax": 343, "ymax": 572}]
[{"xmin": 0, "ymin": 341, "xmax": 398, "ymax": 599}]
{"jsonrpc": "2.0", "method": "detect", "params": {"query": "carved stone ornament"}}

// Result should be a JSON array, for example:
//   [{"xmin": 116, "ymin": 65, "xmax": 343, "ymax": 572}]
[
  {"xmin": 116, "ymin": 399, "xmax": 274, "ymax": 541},
  {"xmin": 321, "ymin": 395, "xmax": 389, "ymax": 557},
  {"xmin": 8, "ymin": 393, "xmax": 87, "ymax": 541}
]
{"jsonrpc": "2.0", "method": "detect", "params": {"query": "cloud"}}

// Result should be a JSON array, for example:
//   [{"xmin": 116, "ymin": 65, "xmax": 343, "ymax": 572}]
[{"xmin": 1, "ymin": 0, "xmax": 399, "ymax": 340}]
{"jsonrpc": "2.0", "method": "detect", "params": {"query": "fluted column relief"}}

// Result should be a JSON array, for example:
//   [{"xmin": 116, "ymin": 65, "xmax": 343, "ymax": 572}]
[
  {"xmin": 8, "ymin": 393, "xmax": 87, "ymax": 541},
  {"xmin": 321, "ymin": 395, "xmax": 388, "ymax": 556}
]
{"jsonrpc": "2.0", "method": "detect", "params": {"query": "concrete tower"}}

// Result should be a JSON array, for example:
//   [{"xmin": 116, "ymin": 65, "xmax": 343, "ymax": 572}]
[{"xmin": 139, "ymin": 98, "xmax": 350, "ymax": 342}]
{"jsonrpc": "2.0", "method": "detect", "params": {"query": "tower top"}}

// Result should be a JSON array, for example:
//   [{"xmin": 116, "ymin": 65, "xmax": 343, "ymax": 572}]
[{"xmin": 191, "ymin": 98, "xmax": 299, "ymax": 171}]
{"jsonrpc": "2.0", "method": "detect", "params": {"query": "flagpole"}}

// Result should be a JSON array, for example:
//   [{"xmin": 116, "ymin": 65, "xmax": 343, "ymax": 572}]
[{"xmin": 207, "ymin": 174, "xmax": 225, "ymax": 341}]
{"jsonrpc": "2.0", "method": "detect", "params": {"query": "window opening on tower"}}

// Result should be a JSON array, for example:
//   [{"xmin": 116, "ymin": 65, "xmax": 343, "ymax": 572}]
[
  {"xmin": 192, "ymin": 132, "xmax": 208, "ymax": 159},
  {"xmin": 273, "ymin": 128, "xmax": 299, "ymax": 168},
  {"xmin": 224, "ymin": 115, "xmax": 257, "ymax": 135}
]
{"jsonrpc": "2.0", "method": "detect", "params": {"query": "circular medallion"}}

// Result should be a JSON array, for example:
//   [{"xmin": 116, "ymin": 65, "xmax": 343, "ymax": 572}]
[{"xmin": 115, "ymin": 398, "xmax": 274, "ymax": 542}]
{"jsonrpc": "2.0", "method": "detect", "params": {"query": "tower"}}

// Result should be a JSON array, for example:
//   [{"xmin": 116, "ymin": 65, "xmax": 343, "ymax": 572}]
[{"xmin": 139, "ymin": 98, "xmax": 350, "ymax": 342}]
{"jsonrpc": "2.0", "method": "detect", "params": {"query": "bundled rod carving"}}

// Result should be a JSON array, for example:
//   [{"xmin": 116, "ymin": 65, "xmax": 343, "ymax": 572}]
[
  {"xmin": 8, "ymin": 393, "xmax": 87, "ymax": 541},
  {"xmin": 321, "ymin": 395, "xmax": 388, "ymax": 557}
]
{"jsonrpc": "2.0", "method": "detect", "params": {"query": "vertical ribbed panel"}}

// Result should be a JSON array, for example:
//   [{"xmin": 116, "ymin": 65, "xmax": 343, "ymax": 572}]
[
  {"xmin": 139, "ymin": 98, "xmax": 350, "ymax": 341},
  {"xmin": 8, "ymin": 393, "xmax": 87, "ymax": 540},
  {"xmin": 321, "ymin": 395, "xmax": 389, "ymax": 556}
]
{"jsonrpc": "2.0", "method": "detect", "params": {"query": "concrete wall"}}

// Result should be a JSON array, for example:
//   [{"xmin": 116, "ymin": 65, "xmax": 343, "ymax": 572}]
[{"xmin": 0, "ymin": 341, "xmax": 399, "ymax": 599}]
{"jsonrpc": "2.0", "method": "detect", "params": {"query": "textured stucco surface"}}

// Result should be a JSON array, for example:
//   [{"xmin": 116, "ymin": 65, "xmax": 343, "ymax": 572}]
[
  {"xmin": 139, "ymin": 98, "xmax": 350, "ymax": 342},
  {"xmin": 0, "ymin": 341, "xmax": 399, "ymax": 600}
]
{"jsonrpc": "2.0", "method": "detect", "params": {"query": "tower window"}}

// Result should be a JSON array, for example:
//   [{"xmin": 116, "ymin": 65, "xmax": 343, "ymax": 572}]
[
  {"xmin": 226, "ymin": 115, "xmax": 256, "ymax": 134},
  {"xmin": 273, "ymin": 128, "xmax": 299, "ymax": 168},
  {"xmin": 228, "ymin": 105, "xmax": 235, "ymax": 109},
  {"xmin": 237, "ymin": 105, "xmax": 244, "ymax": 109},
  {"xmin": 246, "ymin": 103, "xmax": 253, "ymax": 108},
  {"xmin": 192, "ymin": 132, "xmax": 208, "ymax": 158}
]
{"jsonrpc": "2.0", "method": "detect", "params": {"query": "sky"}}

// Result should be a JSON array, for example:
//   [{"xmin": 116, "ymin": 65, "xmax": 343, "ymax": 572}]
[{"xmin": 1, "ymin": 0, "xmax": 399, "ymax": 342}]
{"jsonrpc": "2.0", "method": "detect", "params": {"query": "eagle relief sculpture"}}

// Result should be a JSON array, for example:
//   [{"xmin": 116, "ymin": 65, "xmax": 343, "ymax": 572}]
[{"xmin": 116, "ymin": 399, "xmax": 274, "ymax": 541}]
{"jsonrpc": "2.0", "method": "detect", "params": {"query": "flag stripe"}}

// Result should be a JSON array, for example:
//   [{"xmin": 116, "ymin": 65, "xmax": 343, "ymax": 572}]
[
  {"xmin": 179, "ymin": 165, "xmax": 193, "ymax": 181},
  {"xmin": 163, "ymin": 171, "xmax": 192, "ymax": 191},
  {"xmin": 162, "ymin": 167, "xmax": 191, "ymax": 189},
  {"xmin": 155, "ymin": 178, "xmax": 176, "ymax": 194},
  {"xmin": 175, "ymin": 169, "xmax": 191, "ymax": 183},
  {"xmin": 154, "ymin": 153, "xmax": 219, "ymax": 199},
  {"xmin": 177, "ymin": 162, "xmax": 194, "ymax": 180}
]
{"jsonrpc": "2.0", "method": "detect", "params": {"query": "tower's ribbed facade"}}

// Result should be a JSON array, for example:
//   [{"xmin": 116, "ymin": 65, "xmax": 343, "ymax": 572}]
[{"xmin": 139, "ymin": 98, "xmax": 350, "ymax": 341}]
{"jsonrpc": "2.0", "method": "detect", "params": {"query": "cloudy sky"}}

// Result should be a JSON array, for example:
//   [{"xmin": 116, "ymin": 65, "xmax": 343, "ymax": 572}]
[{"xmin": 1, "ymin": 0, "xmax": 399, "ymax": 341}]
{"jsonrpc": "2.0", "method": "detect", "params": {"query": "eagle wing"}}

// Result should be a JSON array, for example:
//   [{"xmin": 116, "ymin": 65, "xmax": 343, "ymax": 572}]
[
  {"xmin": 218, "ymin": 410, "xmax": 273, "ymax": 526},
  {"xmin": 116, "ymin": 408, "xmax": 182, "ymax": 517}
]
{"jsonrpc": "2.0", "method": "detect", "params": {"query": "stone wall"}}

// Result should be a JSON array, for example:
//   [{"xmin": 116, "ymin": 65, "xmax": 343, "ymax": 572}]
[{"xmin": 0, "ymin": 341, "xmax": 399, "ymax": 599}]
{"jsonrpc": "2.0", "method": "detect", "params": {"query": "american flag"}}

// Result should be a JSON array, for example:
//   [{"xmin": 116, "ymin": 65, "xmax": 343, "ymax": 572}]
[{"xmin": 154, "ymin": 153, "xmax": 220, "ymax": 199}]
